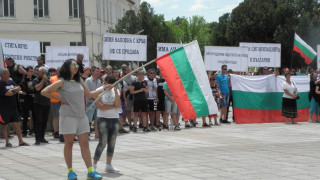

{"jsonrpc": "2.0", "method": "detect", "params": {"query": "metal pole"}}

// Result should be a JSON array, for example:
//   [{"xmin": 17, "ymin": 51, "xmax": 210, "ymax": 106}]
[
  {"xmin": 86, "ymin": 59, "xmax": 156, "ymax": 112},
  {"xmin": 80, "ymin": 0, "xmax": 86, "ymax": 46}
]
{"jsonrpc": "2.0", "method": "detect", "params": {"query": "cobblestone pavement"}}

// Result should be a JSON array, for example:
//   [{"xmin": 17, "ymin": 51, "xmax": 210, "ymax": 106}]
[{"xmin": 1, "ymin": 118, "xmax": 320, "ymax": 180}]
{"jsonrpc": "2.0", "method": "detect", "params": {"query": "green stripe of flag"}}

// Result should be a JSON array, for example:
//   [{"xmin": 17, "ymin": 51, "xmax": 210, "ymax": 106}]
[
  {"xmin": 294, "ymin": 40, "xmax": 317, "ymax": 60},
  {"xmin": 233, "ymin": 91, "xmax": 310, "ymax": 110},
  {"xmin": 169, "ymin": 47, "xmax": 209, "ymax": 117}
]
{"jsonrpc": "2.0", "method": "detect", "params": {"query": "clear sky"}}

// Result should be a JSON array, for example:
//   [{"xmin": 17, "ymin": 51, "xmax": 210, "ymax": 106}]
[{"xmin": 141, "ymin": 0, "xmax": 243, "ymax": 23}]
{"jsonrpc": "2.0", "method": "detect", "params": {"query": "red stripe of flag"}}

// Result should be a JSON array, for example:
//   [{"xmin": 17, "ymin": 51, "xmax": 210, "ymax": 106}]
[
  {"xmin": 156, "ymin": 54, "xmax": 197, "ymax": 120},
  {"xmin": 293, "ymin": 45, "xmax": 313, "ymax": 65}
]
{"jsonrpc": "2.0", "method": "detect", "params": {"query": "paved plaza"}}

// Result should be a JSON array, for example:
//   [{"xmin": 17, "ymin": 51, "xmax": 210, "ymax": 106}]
[{"xmin": 1, "ymin": 119, "xmax": 320, "ymax": 180}]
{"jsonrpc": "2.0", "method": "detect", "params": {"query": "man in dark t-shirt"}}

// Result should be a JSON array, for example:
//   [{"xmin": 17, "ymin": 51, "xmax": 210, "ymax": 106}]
[
  {"xmin": 76, "ymin": 53, "xmax": 85, "ymax": 76},
  {"xmin": 0, "ymin": 69, "xmax": 29, "ymax": 147},
  {"xmin": 130, "ymin": 71, "xmax": 149, "ymax": 132}
]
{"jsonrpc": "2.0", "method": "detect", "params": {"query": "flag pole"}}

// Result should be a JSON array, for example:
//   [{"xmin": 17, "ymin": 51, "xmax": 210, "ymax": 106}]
[{"xmin": 86, "ymin": 59, "xmax": 156, "ymax": 112}]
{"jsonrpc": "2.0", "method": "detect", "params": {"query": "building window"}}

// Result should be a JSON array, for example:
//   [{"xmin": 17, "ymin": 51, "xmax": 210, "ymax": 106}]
[
  {"xmin": 70, "ymin": 42, "xmax": 82, "ymax": 46},
  {"xmin": 69, "ymin": 0, "xmax": 79, "ymax": 18},
  {"xmin": 34, "ymin": 0, "xmax": 49, "ymax": 18},
  {"xmin": 40, "ymin": 42, "xmax": 50, "ymax": 54},
  {"xmin": 0, "ymin": 0, "xmax": 15, "ymax": 18}
]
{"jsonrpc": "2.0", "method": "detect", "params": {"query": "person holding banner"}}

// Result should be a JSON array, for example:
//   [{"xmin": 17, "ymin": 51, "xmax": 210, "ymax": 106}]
[
  {"xmin": 282, "ymin": 72, "xmax": 299, "ymax": 124},
  {"xmin": 41, "ymin": 59, "xmax": 103, "ymax": 180}
]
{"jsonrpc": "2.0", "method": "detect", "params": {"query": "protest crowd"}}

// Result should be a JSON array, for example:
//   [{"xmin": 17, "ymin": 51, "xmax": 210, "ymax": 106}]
[{"xmin": 0, "ymin": 53, "xmax": 317, "ymax": 179}]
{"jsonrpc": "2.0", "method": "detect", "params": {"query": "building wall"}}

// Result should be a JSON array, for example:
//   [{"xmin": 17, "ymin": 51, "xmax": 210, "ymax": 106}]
[{"xmin": 0, "ymin": 0, "xmax": 140, "ymax": 66}]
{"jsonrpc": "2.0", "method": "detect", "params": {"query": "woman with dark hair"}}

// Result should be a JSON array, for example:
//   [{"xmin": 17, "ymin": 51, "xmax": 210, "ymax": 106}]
[
  {"xmin": 282, "ymin": 72, "xmax": 299, "ymax": 124},
  {"xmin": 308, "ymin": 73, "xmax": 320, "ymax": 123},
  {"xmin": 41, "ymin": 59, "xmax": 104, "ymax": 180},
  {"xmin": 93, "ymin": 75, "xmax": 121, "ymax": 173}
]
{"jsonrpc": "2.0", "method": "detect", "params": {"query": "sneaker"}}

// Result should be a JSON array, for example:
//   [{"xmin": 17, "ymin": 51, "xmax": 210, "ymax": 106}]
[
  {"xmin": 209, "ymin": 122, "xmax": 213, "ymax": 126},
  {"xmin": 133, "ymin": 127, "xmax": 137, "ymax": 133},
  {"xmin": 150, "ymin": 126, "xmax": 156, "ymax": 131},
  {"xmin": 59, "ymin": 135, "xmax": 65, "ymax": 142},
  {"xmin": 119, "ymin": 129, "xmax": 129, "ymax": 133},
  {"xmin": 105, "ymin": 164, "xmax": 120, "ymax": 173},
  {"xmin": 143, "ymin": 127, "xmax": 150, "ymax": 132},
  {"xmin": 68, "ymin": 171, "xmax": 77, "ymax": 180},
  {"xmin": 185, "ymin": 124, "xmax": 192, "ymax": 128},
  {"xmin": 174, "ymin": 125, "xmax": 181, "ymax": 130},
  {"xmin": 87, "ymin": 171, "xmax": 102, "ymax": 180},
  {"xmin": 139, "ymin": 123, "xmax": 143, "ymax": 129},
  {"xmin": 129, "ymin": 125, "xmax": 133, "ymax": 131},
  {"xmin": 35, "ymin": 141, "xmax": 40, "ymax": 145},
  {"xmin": 22, "ymin": 133, "xmax": 27, "ymax": 137},
  {"xmin": 190, "ymin": 121, "xmax": 196, "ymax": 127}
]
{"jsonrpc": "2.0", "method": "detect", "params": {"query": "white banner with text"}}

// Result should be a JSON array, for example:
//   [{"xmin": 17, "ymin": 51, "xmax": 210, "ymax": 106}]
[
  {"xmin": 239, "ymin": 42, "xmax": 281, "ymax": 67},
  {"xmin": 204, "ymin": 46, "xmax": 249, "ymax": 72},
  {"xmin": 0, "ymin": 38, "xmax": 40, "ymax": 67},
  {"xmin": 103, "ymin": 33, "xmax": 147, "ymax": 61},
  {"xmin": 157, "ymin": 43, "xmax": 183, "ymax": 58},
  {"xmin": 45, "ymin": 46, "xmax": 89, "ymax": 69}
]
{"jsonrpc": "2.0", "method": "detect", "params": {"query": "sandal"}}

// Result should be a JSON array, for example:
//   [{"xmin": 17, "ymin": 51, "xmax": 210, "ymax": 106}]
[
  {"xmin": 5, "ymin": 143, "xmax": 12, "ymax": 147},
  {"xmin": 19, "ymin": 142, "xmax": 30, "ymax": 146}
]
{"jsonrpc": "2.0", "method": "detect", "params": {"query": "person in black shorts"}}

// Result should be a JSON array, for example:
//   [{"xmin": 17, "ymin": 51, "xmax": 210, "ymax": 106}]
[
  {"xmin": 156, "ymin": 71, "xmax": 165, "ymax": 129},
  {"xmin": 146, "ymin": 68, "xmax": 158, "ymax": 130},
  {"xmin": 130, "ymin": 71, "xmax": 149, "ymax": 132},
  {"xmin": 0, "ymin": 69, "xmax": 29, "ymax": 147}
]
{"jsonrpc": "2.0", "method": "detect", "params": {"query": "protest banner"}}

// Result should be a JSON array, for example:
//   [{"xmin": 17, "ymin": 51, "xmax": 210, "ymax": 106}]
[
  {"xmin": 239, "ymin": 42, "xmax": 281, "ymax": 67},
  {"xmin": 231, "ymin": 74, "xmax": 309, "ymax": 124},
  {"xmin": 0, "ymin": 42, "xmax": 4, "ymax": 69},
  {"xmin": 317, "ymin": 45, "xmax": 320, "ymax": 69},
  {"xmin": 0, "ymin": 38, "xmax": 40, "ymax": 67},
  {"xmin": 103, "ymin": 33, "xmax": 147, "ymax": 61},
  {"xmin": 157, "ymin": 43, "xmax": 183, "ymax": 58},
  {"xmin": 45, "ymin": 46, "xmax": 89, "ymax": 69},
  {"xmin": 204, "ymin": 46, "xmax": 248, "ymax": 72}
]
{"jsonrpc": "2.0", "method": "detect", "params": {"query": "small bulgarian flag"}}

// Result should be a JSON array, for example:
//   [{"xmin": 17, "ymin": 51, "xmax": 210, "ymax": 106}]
[
  {"xmin": 293, "ymin": 33, "xmax": 317, "ymax": 65},
  {"xmin": 156, "ymin": 41, "xmax": 218, "ymax": 120},
  {"xmin": 0, "ymin": 41, "xmax": 5, "ymax": 69}
]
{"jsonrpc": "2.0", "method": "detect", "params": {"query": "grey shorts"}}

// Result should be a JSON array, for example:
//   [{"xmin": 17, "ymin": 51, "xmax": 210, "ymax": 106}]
[
  {"xmin": 125, "ymin": 97, "xmax": 133, "ymax": 111},
  {"xmin": 165, "ymin": 99, "xmax": 180, "ymax": 114},
  {"xmin": 59, "ymin": 116, "xmax": 90, "ymax": 135}
]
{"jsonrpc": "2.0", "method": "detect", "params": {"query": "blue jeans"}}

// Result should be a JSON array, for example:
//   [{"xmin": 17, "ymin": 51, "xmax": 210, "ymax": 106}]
[
  {"xmin": 93, "ymin": 117, "xmax": 120, "ymax": 161},
  {"xmin": 220, "ymin": 93, "xmax": 230, "ymax": 108},
  {"xmin": 309, "ymin": 97, "xmax": 319, "ymax": 115},
  {"xmin": 86, "ymin": 102, "xmax": 97, "ymax": 122}
]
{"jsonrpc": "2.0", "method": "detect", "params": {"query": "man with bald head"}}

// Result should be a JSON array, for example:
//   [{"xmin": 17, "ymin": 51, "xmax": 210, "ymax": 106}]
[
  {"xmin": 105, "ymin": 65, "xmax": 112, "ymax": 76},
  {"xmin": 76, "ymin": 53, "xmax": 85, "ymax": 76},
  {"xmin": 0, "ymin": 69, "xmax": 29, "ymax": 147}
]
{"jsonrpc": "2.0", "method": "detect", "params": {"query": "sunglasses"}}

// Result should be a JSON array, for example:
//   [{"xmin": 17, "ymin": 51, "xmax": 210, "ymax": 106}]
[
  {"xmin": 210, "ymin": 79, "xmax": 216, "ymax": 81},
  {"xmin": 71, "ymin": 63, "xmax": 79, "ymax": 68},
  {"xmin": 223, "ymin": 69, "xmax": 227, "ymax": 70}
]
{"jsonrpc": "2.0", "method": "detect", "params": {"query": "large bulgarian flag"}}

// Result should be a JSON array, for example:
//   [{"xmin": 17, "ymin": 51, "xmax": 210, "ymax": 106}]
[
  {"xmin": 293, "ymin": 33, "xmax": 317, "ymax": 65},
  {"xmin": 156, "ymin": 41, "xmax": 218, "ymax": 120},
  {"xmin": 231, "ymin": 74, "xmax": 310, "ymax": 124}
]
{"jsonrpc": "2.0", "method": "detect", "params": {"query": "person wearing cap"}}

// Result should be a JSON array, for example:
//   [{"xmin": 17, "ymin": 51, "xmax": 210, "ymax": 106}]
[
  {"xmin": 82, "ymin": 67, "xmax": 91, "ymax": 81},
  {"xmin": 32, "ymin": 66, "xmax": 51, "ymax": 145},
  {"xmin": 85, "ymin": 66, "xmax": 101, "ymax": 138},
  {"xmin": 5, "ymin": 57, "xmax": 27, "ymax": 85},
  {"xmin": 0, "ymin": 69, "xmax": 29, "ymax": 147}
]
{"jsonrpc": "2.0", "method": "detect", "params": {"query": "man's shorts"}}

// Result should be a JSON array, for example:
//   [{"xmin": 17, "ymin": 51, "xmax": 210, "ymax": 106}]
[
  {"xmin": 157, "ymin": 99, "xmax": 165, "ymax": 112},
  {"xmin": 220, "ymin": 93, "xmax": 230, "ymax": 108},
  {"xmin": 147, "ymin": 100, "xmax": 157, "ymax": 112},
  {"xmin": 0, "ymin": 108, "xmax": 21, "ymax": 125},
  {"xmin": 165, "ymin": 99, "xmax": 180, "ymax": 114},
  {"xmin": 133, "ymin": 100, "xmax": 148, "ymax": 113},
  {"xmin": 51, "ymin": 102, "xmax": 61, "ymax": 117},
  {"xmin": 125, "ymin": 97, "xmax": 133, "ymax": 111}
]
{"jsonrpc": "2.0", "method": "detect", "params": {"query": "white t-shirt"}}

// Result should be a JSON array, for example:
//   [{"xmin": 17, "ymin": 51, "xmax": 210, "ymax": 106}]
[
  {"xmin": 283, "ymin": 81, "xmax": 296, "ymax": 99},
  {"xmin": 96, "ymin": 87, "xmax": 120, "ymax": 118}
]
